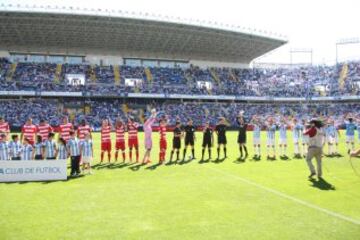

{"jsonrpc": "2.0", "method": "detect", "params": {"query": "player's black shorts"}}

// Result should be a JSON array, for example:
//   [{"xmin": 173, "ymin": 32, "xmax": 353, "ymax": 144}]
[
  {"xmin": 173, "ymin": 138, "xmax": 181, "ymax": 149},
  {"xmin": 237, "ymin": 134, "xmax": 246, "ymax": 144},
  {"xmin": 185, "ymin": 137, "xmax": 194, "ymax": 146},
  {"xmin": 218, "ymin": 135, "xmax": 227, "ymax": 145},
  {"xmin": 202, "ymin": 140, "xmax": 212, "ymax": 148}
]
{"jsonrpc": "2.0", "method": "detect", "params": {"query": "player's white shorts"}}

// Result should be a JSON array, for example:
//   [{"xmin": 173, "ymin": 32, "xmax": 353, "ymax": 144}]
[
  {"xmin": 346, "ymin": 135, "xmax": 355, "ymax": 143},
  {"xmin": 279, "ymin": 138, "xmax": 287, "ymax": 145},
  {"xmin": 326, "ymin": 136, "xmax": 335, "ymax": 144},
  {"xmin": 82, "ymin": 156, "xmax": 93, "ymax": 164},
  {"xmin": 253, "ymin": 137, "xmax": 260, "ymax": 145},
  {"xmin": 293, "ymin": 137, "xmax": 299, "ymax": 144},
  {"xmin": 267, "ymin": 138, "xmax": 275, "ymax": 146},
  {"xmin": 302, "ymin": 136, "xmax": 309, "ymax": 145}
]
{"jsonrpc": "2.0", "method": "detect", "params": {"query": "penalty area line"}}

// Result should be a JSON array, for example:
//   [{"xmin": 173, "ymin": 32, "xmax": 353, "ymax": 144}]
[{"xmin": 207, "ymin": 167, "xmax": 360, "ymax": 225}]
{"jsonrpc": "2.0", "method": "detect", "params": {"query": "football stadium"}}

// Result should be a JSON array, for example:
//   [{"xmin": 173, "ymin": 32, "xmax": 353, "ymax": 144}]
[{"xmin": 0, "ymin": 1, "xmax": 360, "ymax": 239}]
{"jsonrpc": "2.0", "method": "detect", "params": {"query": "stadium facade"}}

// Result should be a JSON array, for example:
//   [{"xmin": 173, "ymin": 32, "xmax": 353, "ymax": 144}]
[
  {"xmin": 0, "ymin": 3, "xmax": 286, "ymax": 68},
  {"xmin": 0, "ymin": 3, "xmax": 360, "ymax": 131}
]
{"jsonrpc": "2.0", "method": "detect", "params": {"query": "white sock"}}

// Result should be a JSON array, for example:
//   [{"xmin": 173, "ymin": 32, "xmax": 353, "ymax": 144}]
[
  {"xmin": 294, "ymin": 144, "xmax": 298, "ymax": 155},
  {"xmin": 272, "ymin": 146, "xmax": 276, "ymax": 157}
]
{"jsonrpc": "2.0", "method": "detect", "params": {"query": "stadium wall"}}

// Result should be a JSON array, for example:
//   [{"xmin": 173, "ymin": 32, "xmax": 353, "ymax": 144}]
[
  {"xmin": 189, "ymin": 60, "xmax": 249, "ymax": 68},
  {"xmin": 85, "ymin": 55, "xmax": 123, "ymax": 65},
  {"xmin": 0, "ymin": 51, "xmax": 10, "ymax": 58},
  {"xmin": 0, "ymin": 50, "xmax": 250, "ymax": 68}
]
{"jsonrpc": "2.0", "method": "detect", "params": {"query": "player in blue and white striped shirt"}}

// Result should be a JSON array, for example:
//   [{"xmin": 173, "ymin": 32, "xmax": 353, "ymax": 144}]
[
  {"xmin": 325, "ymin": 121, "xmax": 337, "ymax": 156},
  {"xmin": 80, "ymin": 133, "xmax": 94, "ymax": 174},
  {"xmin": 344, "ymin": 117, "xmax": 356, "ymax": 153},
  {"xmin": 301, "ymin": 119, "xmax": 310, "ymax": 158},
  {"xmin": 8, "ymin": 134, "xmax": 22, "ymax": 160},
  {"xmin": 44, "ymin": 132, "xmax": 57, "ymax": 160},
  {"xmin": 0, "ymin": 133, "xmax": 9, "ymax": 160},
  {"xmin": 251, "ymin": 116, "xmax": 261, "ymax": 160},
  {"xmin": 21, "ymin": 138, "xmax": 33, "ymax": 160},
  {"xmin": 292, "ymin": 118, "xmax": 303, "ymax": 158},
  {"xmin": 356, "ymin": 120, "xmax": 360, "ymax": 145},
  {"xmin": 278, "ymin": 118, "xmax": 289, "ymax": 159},
  {"xmin": 34, "ymin": 135, "xmax": 44, "ymax": 160},
  {"xmin": 266, "ymin": 118, "xmax": 277, "ymax": 160},
  {"xmin": 67, "ymin": 131, "xmax": 81, "ymax": 176},
  {"xmin": 57, "ymin": 138, "xmax": 68, "ymax": 160}
]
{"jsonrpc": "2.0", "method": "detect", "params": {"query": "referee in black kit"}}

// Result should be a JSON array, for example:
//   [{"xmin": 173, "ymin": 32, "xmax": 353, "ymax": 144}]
[
  {"xmin": 237, "ymin": 111, "xmax": 248, "ymax": 160},
  {"xmin": 169, "ymin": 121, "xmax": 183, "ymax": 163},
  {"xmin": 215, "ymin": 117, "xmax": 228, "ymax": 160},
  {"xmin": 201, "ymin": 121, "xmax": 214, "ymax": 161},
  {"xmin": 183, "ymin": 119, "xmax": 196, "ymax": 161}
]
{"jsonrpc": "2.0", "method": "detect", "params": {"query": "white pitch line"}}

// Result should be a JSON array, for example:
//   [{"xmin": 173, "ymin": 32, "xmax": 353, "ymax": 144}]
[{"xmin": 208, "ymin": 167, "xmax": 360, "ymax": 226}]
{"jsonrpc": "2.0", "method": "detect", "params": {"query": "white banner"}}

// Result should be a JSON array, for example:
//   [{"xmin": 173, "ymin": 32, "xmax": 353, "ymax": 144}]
[
  {"xmin": 0, "ymin": 160, "xmax": 67, "ymax": 182},
  {"xmin": 66, "ymin": 74, "xmax": 85, "ymax": 86},
  {"xmin": 41, "ymin": 91, "xmax": 82, "ymax": 97}
]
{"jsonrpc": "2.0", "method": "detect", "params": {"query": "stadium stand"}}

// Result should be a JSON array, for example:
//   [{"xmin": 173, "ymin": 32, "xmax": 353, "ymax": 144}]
[
  {"xmin": 1, "ymin": 58, "xmax": 359, "ymax": 97},
  {"xmin": 0, "ymin": 98, "xmax": 359, "ymax": 129}
]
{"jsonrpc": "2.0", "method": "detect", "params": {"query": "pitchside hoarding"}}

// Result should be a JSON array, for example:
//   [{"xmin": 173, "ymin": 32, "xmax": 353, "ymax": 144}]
[{"xmin": 0, "ymin": 160, "xmax": 67, "ymax": 182}]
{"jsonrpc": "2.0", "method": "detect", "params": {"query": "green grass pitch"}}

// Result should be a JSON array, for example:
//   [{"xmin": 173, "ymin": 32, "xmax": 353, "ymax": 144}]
[{"xmin": 1, "ymin": 130, "xmax": 360, "ymax": 239}]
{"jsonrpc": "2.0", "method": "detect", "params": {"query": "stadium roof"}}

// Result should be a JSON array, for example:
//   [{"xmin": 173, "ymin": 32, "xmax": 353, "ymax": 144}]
[{"xmin": 0, "ymin": 4, "xmax": 287, "ymax": 63}]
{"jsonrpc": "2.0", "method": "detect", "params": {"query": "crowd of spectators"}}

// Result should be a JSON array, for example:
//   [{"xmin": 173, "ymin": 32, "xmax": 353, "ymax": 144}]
[
  {"xmin": 1, "ymin": 98, "xmax": 359, "ymax": 128},
  {"xmin": 1, "ymin": 58, "xmax": 360, "ymax": 97}
]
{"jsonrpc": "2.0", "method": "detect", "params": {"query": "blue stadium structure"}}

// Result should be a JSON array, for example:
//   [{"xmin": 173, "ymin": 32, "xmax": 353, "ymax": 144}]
[{"xmin": 0, "ymin": 4, "xmax": 359, "ymax": 129}]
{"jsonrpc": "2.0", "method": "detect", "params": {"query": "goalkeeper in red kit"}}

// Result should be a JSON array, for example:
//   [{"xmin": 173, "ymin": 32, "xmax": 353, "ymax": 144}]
[{"xmin": 159, "ymin": 115, "xmax": 168, "ymax": 164}]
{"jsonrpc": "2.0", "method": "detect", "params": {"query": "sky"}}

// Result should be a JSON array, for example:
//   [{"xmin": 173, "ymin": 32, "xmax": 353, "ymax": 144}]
[{"xmin": 1, "ymin": 0, "xmax": 360, "ymax": 65}]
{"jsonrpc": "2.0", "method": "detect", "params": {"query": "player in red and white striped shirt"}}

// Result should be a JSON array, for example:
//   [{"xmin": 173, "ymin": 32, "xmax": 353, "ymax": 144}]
[
  {"xmin": 0, "ymin": 116, "xmax": 10, "ymax": 141},
  {"xmin": 77, "ymin": 119, "xmax": 92, "ymax": 141},
  {"xmin": 59, "ymin": 116, "xmax": 74, "ymax": 142},
  {"xmin": 21, "ymin": 118, "xmax": 37, "ymax": 145},
  {"xmin": 159, "ymin": 116, "xmax": 168, "ymax": 163},
  {"xmin": 127, "ymin": 117, "xmax": 139, "ymax": 162},
  {"xmin": 101, "ymin": 119, "xmax": 112, "ymax": 163},
  {"xmin": 115, "ymin": 118, "xmax": 126, "ymax": 162},
  {"xmin": 37, "ymin": 119, "xmax": 53, "ymax": 142}
]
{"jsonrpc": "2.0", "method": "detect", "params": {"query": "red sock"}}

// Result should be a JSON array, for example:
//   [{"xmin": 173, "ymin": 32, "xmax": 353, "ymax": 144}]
[
  {"xmin": 162, "ymin": 151, "xmax": 166, "ymax": 161},
  {"xmin": 122, "ymin": 152, "xmax": 126, "ymax": 161},
  {"xmin": 159, "ymin": 152, "xmax": 162, "ymax": 162},
  {"xmin": 129, "ymin": 150, "xmax": 132, "ymax": 161},
  {"xmin": 101, "ymin": 152, "xmax": 104, "ymax": 162},
  {"xmin": 115, "ymin": 151, "xmax": 118, "ymax": 161},
  {"xmin": 108, "ymin": 153, "xmax": 111, "ymax": 161}
]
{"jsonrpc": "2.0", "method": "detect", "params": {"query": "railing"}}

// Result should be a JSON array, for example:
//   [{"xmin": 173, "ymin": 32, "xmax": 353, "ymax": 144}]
[{"xmin": 0, "ymin": 90, "xmax": 359, "ymax": 102}]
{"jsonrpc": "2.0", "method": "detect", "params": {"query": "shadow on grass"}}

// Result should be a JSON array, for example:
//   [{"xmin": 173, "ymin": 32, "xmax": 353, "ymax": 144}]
[
  {"xmin": 108, "ymin": 162, "xmax": 134, "ymax": 169},
  {"xmin": 213, "ymin": 158, "xmax": 226, "ymax": 164},
  {"xmin": 129, "ymin": 162, "xmax": 147, "ymax": 171},
  {"xmin": 280, "ymin": 156, "xmax": 290, "ymax": 161},
  {"xmin": 93, "ymin": 162, "xmax": 135, "ymax": 170},
  {"xmin": 165, "ymin": 160, "xmax": 178, "ymax": 166},
  {"xmin": 198, "ymin": 159, "xmax": 211, "ymax": 164},
  {"xmin": 234, "ymin": 158, "xmax": 245, "ymax": 164},
  {"xmin": 145, "ymin": 162, "xmax": 164, "ymax": 170},
  {"xmin": 309, "ymin": 177, "xmax": 336, "ymax": 191},
  {"xmin": 46, "ymin": 174, "xmax": 86, "ymax": 183},
  {"xmin": 178, "ymin": 159, "xmax": 193, "ymax": 165}
]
